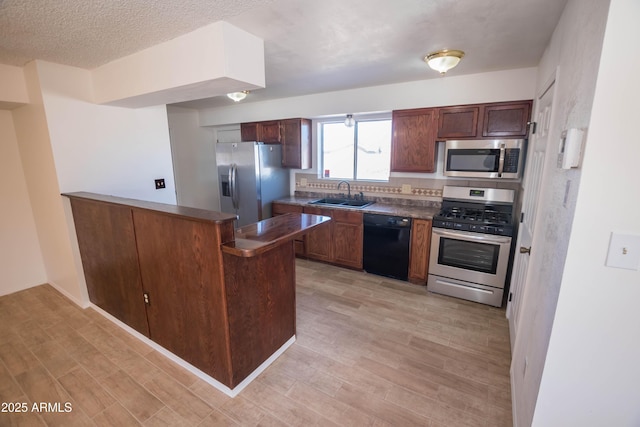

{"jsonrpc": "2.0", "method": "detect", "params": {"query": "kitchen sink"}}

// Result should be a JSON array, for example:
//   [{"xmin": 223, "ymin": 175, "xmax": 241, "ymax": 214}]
[{"xmin": 309, "ymin": 198, "xmax": 374, "ymax": 208}]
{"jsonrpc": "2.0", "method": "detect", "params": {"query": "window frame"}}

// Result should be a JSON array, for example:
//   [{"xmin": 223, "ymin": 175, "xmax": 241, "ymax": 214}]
[{"xmin": 318, "ymin": 112, "xmax": 392, "ymax": 182}]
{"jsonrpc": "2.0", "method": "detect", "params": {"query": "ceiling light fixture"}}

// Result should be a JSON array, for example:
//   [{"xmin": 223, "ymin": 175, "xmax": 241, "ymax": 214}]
[
  {"xmin": 424, "ymin": 49, "xmax": 465, "ymax": 75},
  {"xmin": 344, "ymin": 114, "xmax": 355, "ymax": 128},
  {"xmin": 227, "ymin": 90, "xmax": 250, "ymax": 102}
]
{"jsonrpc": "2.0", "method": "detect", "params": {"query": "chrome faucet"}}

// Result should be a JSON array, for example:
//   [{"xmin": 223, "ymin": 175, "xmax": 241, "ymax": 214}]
[{"xmin": 337, "ymin": 180, "xmax": 351, "ymax": 199}]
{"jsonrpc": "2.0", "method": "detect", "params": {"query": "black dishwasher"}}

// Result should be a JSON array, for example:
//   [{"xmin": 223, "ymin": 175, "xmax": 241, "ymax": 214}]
[{"xmin": 363, "ymin": 213, "xmax": 412, "ymax": 281}]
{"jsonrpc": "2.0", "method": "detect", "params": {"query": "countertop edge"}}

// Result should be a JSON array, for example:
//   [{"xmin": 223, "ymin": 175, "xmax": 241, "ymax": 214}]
[
  {"xmin": 221, "ymin": 213, "xmax": 331, "ymax": 258},
  {"xmin": 63, "ymin": 192, "xmax": 238, "ymax": 224}
]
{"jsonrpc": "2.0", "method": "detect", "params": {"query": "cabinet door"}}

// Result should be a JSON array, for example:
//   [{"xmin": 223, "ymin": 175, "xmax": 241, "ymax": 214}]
[
  {"xmin": 303, "ymin": 206, "xmax": 333, "ymax": 262},
  {"xmin": 132, "ymin": 210, "xmax": 232, "ymax": 384},
  {"xmin": 259, "ymin": 121, "xmax": 282, "ymax": 143},
  {"xmin": 281, "ymin": 118, "xmax": 312, "ymax": 169},
  {"xmin": 70, "ymin": 199, "xmax": 150, "ymax": 336},
  {"xmin": 437, "ymin": 106, "xmax": 480, "ymax": 139},
  {"xmin": 241, "ymin": 122, "xmax": 259, "ymax": 141},
  {"xmin": 408, "ymin": 219, "xmax": 432, "ymax": 285},
  {"xmin": 391, "ymin": 108, "xmax": 438, "ymax": 172},
  {"xmin": 482, "ymin": 101, "xmax": 532, "ymax": 138},
  {"xmin": 333, "ymin": 210, "xmax": 363, "ymax": 269}
]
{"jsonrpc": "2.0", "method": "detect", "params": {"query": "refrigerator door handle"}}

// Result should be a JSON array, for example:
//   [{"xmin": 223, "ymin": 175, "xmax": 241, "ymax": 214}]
[
  {"xmin": 227, "ymin": 165, "xmax": 235, "ymax": 209},
  {"xmin": 230, "ymin": 163, "xmax": 239, "ymax": 210}
]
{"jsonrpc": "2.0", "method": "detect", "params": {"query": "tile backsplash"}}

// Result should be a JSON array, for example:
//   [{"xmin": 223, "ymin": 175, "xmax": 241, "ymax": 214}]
[{"xmin": 294, "ymin": 172, "xmax": 521, "ymax": 206}]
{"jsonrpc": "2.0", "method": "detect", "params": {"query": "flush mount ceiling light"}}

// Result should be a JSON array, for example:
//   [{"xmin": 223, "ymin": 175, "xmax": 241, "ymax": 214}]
[
  {"xmin": 424, "ymin": 49, "xmax": 465, "ymax": 75},
  {"xmin": 344, "ymin": 114, "xmax": 355, "ymax": 128},
  {"xmin": 227, "ymin": 90, "xmax": 250, "ymax": 102}
]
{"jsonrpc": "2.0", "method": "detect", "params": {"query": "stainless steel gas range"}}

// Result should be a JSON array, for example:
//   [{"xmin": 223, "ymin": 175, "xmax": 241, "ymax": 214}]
[{"xmin": 427, "ymin": 186, "xmax": 515, "ymax": 307}]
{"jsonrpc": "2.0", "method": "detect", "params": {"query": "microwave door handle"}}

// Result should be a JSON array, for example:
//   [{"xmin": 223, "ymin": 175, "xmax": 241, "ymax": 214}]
[{"xmin": 498, "ymin": 143, "xmax": 506, "ymax": 177}]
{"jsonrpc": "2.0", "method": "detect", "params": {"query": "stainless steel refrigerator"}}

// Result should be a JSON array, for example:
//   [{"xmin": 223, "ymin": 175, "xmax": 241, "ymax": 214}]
[{"xmin": 216, "ymin": 141, "xmax": 290, "ymax": 227}]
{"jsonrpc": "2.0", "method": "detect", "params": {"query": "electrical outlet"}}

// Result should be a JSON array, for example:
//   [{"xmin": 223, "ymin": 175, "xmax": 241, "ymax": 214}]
[
  {"xmin": 154, "ymin": 178, "xmax": 165, "ymax": 189},
  {"xmin": 300, "ymin": 178, "xmax": 308, "ymax": 187},
  {"xmin": 401, "ymin": 184, "xmax": 412, "ymax": 194}
]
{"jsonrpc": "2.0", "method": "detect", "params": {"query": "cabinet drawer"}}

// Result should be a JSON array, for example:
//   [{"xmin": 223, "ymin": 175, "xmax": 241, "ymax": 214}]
[
  {"xmin": 272, "ymin": 202, "xmax": 303, "ymax": 215},
  {"xmin": 332, "ymin": 209, "xmax": 362, "ymax": 224},
  {"xmin": 303, "ymin": 206, "xmax": 332, "ymax": 217}
]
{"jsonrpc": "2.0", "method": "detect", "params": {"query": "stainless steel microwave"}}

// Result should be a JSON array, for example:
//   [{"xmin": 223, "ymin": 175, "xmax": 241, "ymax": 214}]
[{"xmin": 444, "ymin": 139, "xmax": 525, "ymax": 179}]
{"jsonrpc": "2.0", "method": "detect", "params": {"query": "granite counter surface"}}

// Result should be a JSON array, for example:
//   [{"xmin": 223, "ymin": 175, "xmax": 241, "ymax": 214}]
[{"xmin": 274, "ymin": 196, "xmax": 440, "ymax": 220}]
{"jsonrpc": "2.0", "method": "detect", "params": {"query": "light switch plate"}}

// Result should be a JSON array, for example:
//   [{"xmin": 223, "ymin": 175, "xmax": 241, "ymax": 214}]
[
  {"xmin": 606, "ymin": 233, "xmax": 640, "ymax": 270},
  {"xmin": 402, "ymin": 184, "xmax": 412, "ymax": 194}
]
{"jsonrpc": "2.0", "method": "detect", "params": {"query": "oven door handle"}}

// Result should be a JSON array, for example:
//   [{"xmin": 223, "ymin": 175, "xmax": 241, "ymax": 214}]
[
  {"xmin": 498, "ymin": 143, "xmax": 506, "ymax": 177},
  {"xmin": 432, "ymin": 228, "xmax": 511, "ymax": 244}
]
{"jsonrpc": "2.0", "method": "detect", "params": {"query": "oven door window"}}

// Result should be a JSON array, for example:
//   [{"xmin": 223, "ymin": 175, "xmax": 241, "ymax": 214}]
[
  {"xmin": 438, "ymin": 237, "xmax": 500, "ymax": 274},
  {"xmin": 447, "ymin": 149, "xmax": 499, "ymax": 172}
]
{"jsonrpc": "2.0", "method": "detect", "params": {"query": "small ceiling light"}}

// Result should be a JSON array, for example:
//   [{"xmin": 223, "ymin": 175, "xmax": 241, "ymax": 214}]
[
  {"xmin": 227, "ymin": 90, "xmax": 250, "ymax": 102},
  {"xmin": 344, "ymin": 114, "xmax": 355, "ymax": 128},
  {"xmin": 424, "ymin": 49, "xmax": 465, "ymax": 75}
]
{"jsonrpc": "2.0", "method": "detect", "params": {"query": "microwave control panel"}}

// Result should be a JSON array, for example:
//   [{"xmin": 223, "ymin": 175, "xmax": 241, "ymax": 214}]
[{"xmin": 503, "ymin": 149, "xmax": 520, "ymax": 173}]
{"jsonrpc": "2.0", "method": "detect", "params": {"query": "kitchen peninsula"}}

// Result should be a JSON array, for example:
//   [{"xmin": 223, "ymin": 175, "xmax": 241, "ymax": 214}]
[{"xmin": 63, "ymin": 192, "xmax": 330, "ymax": 395}]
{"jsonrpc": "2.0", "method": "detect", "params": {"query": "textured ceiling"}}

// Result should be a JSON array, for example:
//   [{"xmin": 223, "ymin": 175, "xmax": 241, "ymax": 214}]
[{"xmin": 0, "ymin": 0, "xmax": 568, "ymax": 108}]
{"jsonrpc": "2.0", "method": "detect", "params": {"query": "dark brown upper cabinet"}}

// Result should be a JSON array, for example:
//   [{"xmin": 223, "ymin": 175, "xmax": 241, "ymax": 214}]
[
  {"xmin": 437, "ymin": 105, "xmax": 481, "ymax": 139},
  {"xmin": 241, "ymin": 118, "xmax": 312, "ymax": 169},
  {"xmin": 240, "ymin": 120, "xmax": 281, "ymax": 143},
  {"xmin": 482, "ymin": 101, "xmax": 532, "ymax": 138},
  {"xmin": 436, "ymin": 100, "xmax": 533, "ymax": 141},
  {"xmin": 281, "ymin": 118, "xmax": 312, "ymax": 169},
  {"xmin": 391, "ymin": 108, "xmax": 438, "ymax": 173}
]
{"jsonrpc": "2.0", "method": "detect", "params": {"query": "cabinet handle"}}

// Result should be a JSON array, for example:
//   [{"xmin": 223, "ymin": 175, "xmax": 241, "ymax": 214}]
[{"xmin": 143, "ymin": 292, "xmax": 150, "ymax": 305}]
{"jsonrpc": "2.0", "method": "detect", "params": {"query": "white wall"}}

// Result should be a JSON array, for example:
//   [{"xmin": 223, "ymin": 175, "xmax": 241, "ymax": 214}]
[
  {"xmin": 197, "ymin": 67, "xmax": 538, "ymax": 126},
  {"xmin": 167, "ymin": 105, "xmax": 219, "ymax": 210},
  {"xmin": 509, "ymin": 1, "xmax": 611, "ymax": 425},
  {"xmin": 92, "ymin": 21, "xmax": 265, "ymax": 108},
  {"xmin": 11, "ymin": 61, "xmax": 86, "ymax": 304},
  {"xmin": 0, "ymin": 110, "xmax": 47, "ymax": 296},
  {"xmin": 0, "ymin": 64, "xmax": 29, "ymax": 108},
  {"xmin": 7, "ymin": 60, "xmax": 178, "ymax": 303},
  {"xmin": 38, "ymin": 61, "xmax": 176, "ymax": 204},
  {"xmin": 533, "ymin": 0, "xmax": 640, "ymax": 424}
]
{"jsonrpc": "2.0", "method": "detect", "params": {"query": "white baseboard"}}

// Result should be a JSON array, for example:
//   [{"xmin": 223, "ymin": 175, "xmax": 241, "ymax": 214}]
[
  {"xmin": 89, "ymin": 303, "xmax": 294, "ymax": 397},
  {"xmin": 48, "ymin": 280, "xmax": 90, "ymax": 309}
]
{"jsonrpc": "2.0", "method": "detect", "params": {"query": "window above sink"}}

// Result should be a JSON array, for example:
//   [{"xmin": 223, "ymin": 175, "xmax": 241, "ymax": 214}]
[{"xmin": 319, "ymin": 113, "xmax": 392, "ymax": 182}]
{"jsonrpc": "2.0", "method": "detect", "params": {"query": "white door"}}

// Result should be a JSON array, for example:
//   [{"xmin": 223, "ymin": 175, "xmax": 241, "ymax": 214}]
[{"xmin": 506, "ymin": 76, "xmax": 556, "ymax": 347}]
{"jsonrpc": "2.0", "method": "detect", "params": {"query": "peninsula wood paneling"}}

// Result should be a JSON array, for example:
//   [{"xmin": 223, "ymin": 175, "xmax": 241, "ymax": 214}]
[
  {"xmin": 69, "ymin": 198, "xmax": 149, "ymax": 336},
  {"xmin": 132, "ymin": 210, "xmax": 233, "ymax": 385},
  {"xmin": 223, "ymin": 242, "xmax": 296, "ymax": 387}
]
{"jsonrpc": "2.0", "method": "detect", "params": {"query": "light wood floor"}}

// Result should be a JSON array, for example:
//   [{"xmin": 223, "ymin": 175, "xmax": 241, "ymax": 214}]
[{"xmin": 0, "ymin": 259, "xmax": 512, "ymax": 426}]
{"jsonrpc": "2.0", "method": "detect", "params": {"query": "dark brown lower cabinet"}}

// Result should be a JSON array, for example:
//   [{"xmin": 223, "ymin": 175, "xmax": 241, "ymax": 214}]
[
  {"xmin": 408, "ymin": 219, "xmax": 432, "ymax": 285},
  {"xmin": 67, "ymin": 192, "xmax": 301, "ymax": 390},
  {"xmin": 303, "ymin": 206, "xmax": 333, "ymax": 262},
  {"xmin": 132, "ymin": 209, "xmax": 233, "ymax": 385},
  {"xmin": 332, "ymin": 209, "xmax": 363, "ymax": 269},
  {"xmin": 70, "ymin": 198, "xmax": 150, "ymax": 336}
]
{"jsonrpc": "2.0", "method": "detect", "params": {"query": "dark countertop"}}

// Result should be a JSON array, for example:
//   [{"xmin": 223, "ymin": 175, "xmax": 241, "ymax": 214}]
[
  {"xmin": 221, "ymin": 213, "xmax": 331, "ymax": 258},
  {"xmin": 274, "ymin": 196, "xmax": 440, "ymax": 220},
  {"xmin": 63, "ymin": 192, "xmax": 238, "ymax": 224}
]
